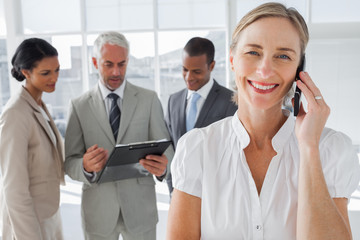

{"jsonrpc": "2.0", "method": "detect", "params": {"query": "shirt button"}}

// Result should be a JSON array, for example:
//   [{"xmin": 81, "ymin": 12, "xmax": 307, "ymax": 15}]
[{"xmin": 256, "ymin": 225, "xmax": 262, "ymax": 231}]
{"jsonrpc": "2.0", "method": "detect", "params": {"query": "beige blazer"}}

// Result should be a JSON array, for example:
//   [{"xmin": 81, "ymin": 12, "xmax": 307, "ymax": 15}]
[
  {"xmin": 0, "ymin": 87, "xmax": 65, "ymax": 240},
  {"xmin": 65, "ymin": 82, "xmax": 174, "ymax": 237}
]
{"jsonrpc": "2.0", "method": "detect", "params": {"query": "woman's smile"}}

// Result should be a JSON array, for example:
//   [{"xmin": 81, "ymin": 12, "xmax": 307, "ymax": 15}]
[{"xmin": 248, "ymin": 80, "xmax": 279, "ymax": 93}]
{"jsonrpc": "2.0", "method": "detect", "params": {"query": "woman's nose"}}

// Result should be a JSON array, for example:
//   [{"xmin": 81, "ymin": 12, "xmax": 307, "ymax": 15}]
[
  {"xmin": 52, "ymin": 72, "xmax": 59, "ymax": 82},
  {"xmin": 256, "ymin": 57, "xmax": 275, "ymax": 79}
]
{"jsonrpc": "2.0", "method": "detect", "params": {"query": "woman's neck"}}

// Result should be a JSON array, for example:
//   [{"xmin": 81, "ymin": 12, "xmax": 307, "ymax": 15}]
[
  {"xmin": 24, "ymin": 84, "xmax": 42, "ymax": 106},
  {"xmin": 237, "ymin": 102, "xmax": 287, "ymax": 148}
]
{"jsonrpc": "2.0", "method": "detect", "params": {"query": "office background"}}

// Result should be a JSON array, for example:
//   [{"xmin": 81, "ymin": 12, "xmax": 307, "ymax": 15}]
[
  {"xmin": 1, "ymin": 0, "xmax": 360, "ymax": 145},
  {"xmin": 0, "ymin": 0, "xmax": 359, "ymax": 239}
]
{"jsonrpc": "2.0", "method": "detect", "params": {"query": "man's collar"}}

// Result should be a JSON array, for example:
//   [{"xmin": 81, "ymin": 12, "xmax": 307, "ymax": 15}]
[
  {"xmin": 98, "ymin": 79, "xmax": 126, "ymax": 100},
  {"xmin": 187, "ymin": 77, "xmax": 214, "ymax": 100}
]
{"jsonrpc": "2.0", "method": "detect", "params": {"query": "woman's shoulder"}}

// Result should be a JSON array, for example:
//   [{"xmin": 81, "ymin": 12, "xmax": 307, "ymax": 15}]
[
  {"xmin": 179, "ymin": 117, "xmax": 234, "ymax": 145},
  {"xmin": 320, "ymin": 127, "xmax": 354, "ymax": 150},
  {"xmin": 198, "ymin": 116, "xmax": 234, "ymax": 138},
  {"xmin": 319, "ymin": 127, "xmax": 360, "ymax": 198},
  {"xmin": 1, "ymin": 91, "xmax": 36, "ymax": 124},
  {"xmin": 2, "ymin": 94, "xmax": 28, "ymax": 114},
  {"xmin": 319, "ymin": 127, "xmax": 358, "ymax": 170}
]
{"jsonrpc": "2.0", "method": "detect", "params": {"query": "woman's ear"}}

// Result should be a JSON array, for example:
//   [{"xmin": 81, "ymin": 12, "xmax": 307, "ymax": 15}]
[{"xmin": 21, "ymin": 69, "xmax": 30, "ymax": 79}]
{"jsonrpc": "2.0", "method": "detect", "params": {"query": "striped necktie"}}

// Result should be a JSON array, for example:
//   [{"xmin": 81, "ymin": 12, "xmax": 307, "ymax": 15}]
[{"xmin": 108, "ymin": 93, "xmax": 121, "ymax": 141}]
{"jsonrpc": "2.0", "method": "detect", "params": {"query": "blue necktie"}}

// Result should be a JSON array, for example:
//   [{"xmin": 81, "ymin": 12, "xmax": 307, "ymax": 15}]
[
  {"xmin": 108, "ymin": 93, "xmax": 121, "ymax": 141},
  {"xmin": 186, "ymin": 92, "xmax": 201, "ymax": 132}
]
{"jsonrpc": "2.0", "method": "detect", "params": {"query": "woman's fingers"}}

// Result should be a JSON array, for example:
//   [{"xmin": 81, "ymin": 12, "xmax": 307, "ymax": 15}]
[{"xmin": 297, "ymin": 72, "xmax": 327, "ymax": 109}]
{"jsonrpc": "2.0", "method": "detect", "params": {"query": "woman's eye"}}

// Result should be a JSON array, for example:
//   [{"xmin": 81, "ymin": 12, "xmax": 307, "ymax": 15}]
[
  {"xmin": 278, "ymin": 55, "xmax": 290, "ymax": 60},
  {"xmin": 247, "ymin": 51, "xmax": 259, "ymax": 56}
]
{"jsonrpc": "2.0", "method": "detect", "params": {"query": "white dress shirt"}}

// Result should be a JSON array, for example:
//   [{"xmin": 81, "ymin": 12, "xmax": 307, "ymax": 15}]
[
  {"xmin": 98, "ymin": 80, "xmax": 126, "ymax": 115},
  {"xmin": 172, "ymin": 110, "xmax": 360, "ymax": 240},
  {"xmin": 186, "ymin": 78, "xmax": 214, "ymax": 122}
]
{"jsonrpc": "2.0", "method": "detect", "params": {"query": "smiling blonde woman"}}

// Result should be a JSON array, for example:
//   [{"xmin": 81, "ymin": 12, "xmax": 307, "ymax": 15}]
[{"xmin": 166, "ymin": 3, "xmax": 360, "ymax": 240}]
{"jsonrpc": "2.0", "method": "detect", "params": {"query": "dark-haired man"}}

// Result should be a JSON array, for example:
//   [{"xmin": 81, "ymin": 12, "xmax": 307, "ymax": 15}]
[{"xmin": 165, "ymin": 37, "xmax": 237, "ymax": 194}]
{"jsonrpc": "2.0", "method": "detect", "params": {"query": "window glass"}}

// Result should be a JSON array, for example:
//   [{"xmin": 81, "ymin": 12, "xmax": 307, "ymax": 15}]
[
  {"xmin": 311, "ymin": 0, "xmax": 360, "ymax": 23},
  {"xmin": 87, "ymin": 32, "xmax": 155, "ymax": 91},
  {"xmin": 22, "ymin": 0, "xmax": 81, "ymax": 34},
  {"xmin": 86, "ymin": 0, "xmax": 153, "ymax": 31},
  {"xmin": 236, "ymin": 0, "xmax": 307, "ymax": 22},
  {"xmin": 0, "ymin": 0, "xmax": 6, "ymax": 35},
  {"xmin": 41, "ymin": 35, "xmax": 83, "ymax": 137},
  {"xmin": 158, "ymin": 30, "xmax": 227, "ymax": 108},
  {"xmin": 0, "ymin": 39, "xmax": 9, "ymax": 110},
  {"xmin": 86, "ymin": 35, "xmax": 98, "ymax": 88},
  {"xmin": 125, "ymin": 32, "xmax": 155, "ymax": 90},
  {"xmin": 158, "ymin": 0, "xmax": 226, "ymax": 29},
  {"xmin": 0, "ymin": 0, "xmax": 8, "ymax": 110}
]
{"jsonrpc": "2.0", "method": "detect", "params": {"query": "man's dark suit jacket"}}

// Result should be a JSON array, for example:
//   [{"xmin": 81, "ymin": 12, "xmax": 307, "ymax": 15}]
[{"xmin": 165, "ymin": 80, "xmax": 237, "ymax": 193}]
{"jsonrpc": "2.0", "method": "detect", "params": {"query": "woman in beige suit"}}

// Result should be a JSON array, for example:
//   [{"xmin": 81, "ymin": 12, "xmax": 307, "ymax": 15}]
[{"xmin": 0, "ymin": 38, "xmax": 65, "ymax": 239}]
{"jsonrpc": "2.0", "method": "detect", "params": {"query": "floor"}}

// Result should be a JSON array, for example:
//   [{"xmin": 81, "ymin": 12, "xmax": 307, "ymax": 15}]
[{"xmin": 60, "ymin": 176, "xmax": 170, "ymax": 240}]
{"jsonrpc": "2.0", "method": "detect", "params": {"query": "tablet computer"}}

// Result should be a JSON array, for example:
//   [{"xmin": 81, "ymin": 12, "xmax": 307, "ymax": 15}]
[{"xmin": 97, "ymin": 139, "xmax": 171, "ymax": 183}]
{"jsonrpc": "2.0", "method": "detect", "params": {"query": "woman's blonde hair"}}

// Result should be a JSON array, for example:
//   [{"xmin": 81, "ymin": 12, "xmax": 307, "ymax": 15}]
[{"xmin": 230, "ymin": 2, "xmax": 309, "ymax": 106}]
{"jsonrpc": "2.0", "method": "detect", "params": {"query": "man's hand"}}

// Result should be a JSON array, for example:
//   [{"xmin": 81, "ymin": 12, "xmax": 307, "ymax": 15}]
[
  {"xmin": 139, "ymin": 154, "xmax": 168, "ymax": 177},
  {"xmin": 83, "ymin": 144, "xmax": 108, "ymax": 173}
]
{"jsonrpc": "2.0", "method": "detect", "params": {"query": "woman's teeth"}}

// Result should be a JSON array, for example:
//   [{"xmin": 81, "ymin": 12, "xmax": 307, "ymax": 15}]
[{"xmin": 250, "ymin": 82, "xmax": 276, "ymax": 90}]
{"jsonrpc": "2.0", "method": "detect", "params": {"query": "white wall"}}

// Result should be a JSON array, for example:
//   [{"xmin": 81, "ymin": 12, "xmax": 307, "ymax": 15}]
[{"xmin": 306, "ymin": 38, "xmax": 360, "ymax": 146}]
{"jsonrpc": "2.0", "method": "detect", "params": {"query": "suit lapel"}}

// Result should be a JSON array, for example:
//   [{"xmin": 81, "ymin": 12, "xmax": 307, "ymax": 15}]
[
  {"xmin": 117, "ymin": 82, "xmax": 138, "ymax": 143},
  {"xmin": 179, "ymin": 89, "xmax": 188, "ymax": 135},
  {"xmin": 195, "ymin": 80, "xmax": 219, "ymax": 128},
  {"xmin": 20, "ymin": 88, "xmax": 57, "ymax": 146},
  {"xmin": 89, "ymin": 86, "xmax": 115, "ymax": 144},
  {"xmin": 44, "ymin": 106, "xmax": 65, "ymax": 183},
  {"xmin": 21, "ymin": 88, "xmax": 65, "ymax": 183},
  {"xmin": 34, "ymin": 111, "xmax": 57, "ymax": 146}
]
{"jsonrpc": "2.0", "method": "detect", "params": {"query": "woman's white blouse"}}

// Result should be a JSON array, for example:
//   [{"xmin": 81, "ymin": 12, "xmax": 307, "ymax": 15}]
[{"xmin": 172, "ymin": 112, "xmax": 360, "ymax": 240}]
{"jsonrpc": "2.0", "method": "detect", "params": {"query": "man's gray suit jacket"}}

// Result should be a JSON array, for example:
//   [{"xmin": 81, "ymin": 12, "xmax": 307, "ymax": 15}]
[
  {"xmin": 165, "ymin": 80, "xmax": 237, "ymax": 148},
  {"xmin": 64, "ymin": 81, "xmax": 174, "ymax": 237}
]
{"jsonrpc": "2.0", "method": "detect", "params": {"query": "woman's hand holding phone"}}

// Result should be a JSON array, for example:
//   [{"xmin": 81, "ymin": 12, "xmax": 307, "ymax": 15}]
[{"xmin": 294, "ymin": 71, "xmax": 330, "ymax": 149}]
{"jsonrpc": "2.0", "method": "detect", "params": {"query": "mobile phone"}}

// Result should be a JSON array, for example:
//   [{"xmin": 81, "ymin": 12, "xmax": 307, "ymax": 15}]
[{"xmin": 293, "ymin": 56, "xmax": 305, "ymax": 116}]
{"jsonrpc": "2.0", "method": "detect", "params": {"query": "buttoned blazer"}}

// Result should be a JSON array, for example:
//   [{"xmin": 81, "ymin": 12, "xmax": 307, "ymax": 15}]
[
  {"xmin": 166, "ymin": 80, "xmax": 237, "ymax": 148},
  {"xmin": 0, "ymin": 87, "xmax": 65, "ymax": 240},
  {"xmin": 64, "ymin": 81, "xmax": 173, "ymax": 236}
]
